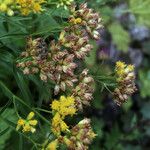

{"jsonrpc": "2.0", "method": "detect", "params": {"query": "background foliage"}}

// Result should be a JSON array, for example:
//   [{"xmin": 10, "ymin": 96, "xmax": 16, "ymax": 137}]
[{"xmin": 0, "ymin": 0, "xmax": 150, "ymax": 149}]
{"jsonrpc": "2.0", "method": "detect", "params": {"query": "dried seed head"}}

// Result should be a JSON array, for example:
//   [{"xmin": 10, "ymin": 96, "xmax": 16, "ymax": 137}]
[{"xmin": 113, "ymin": 61, "xmax": 137, "ymax": 106}]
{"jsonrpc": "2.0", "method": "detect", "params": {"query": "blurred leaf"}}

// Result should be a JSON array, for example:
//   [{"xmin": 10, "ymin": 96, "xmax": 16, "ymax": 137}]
[
  {"xmin": 105, "ymin": 124, "xmax": 122, "ymax": 149},
  {"xmin": 92, "ymin": 117, "xmax": 104, "ymax": 139},
  {"xmin": 100, "ymin": 6, "xmax": 113, "ymax": 24},
  {"xmin": 129, "ymin": 0, "xmax": 150, "ymax": 27},
  {"xmin": 139, "ymin": 69, "xmax": 150, "ymax": 98},
  {"xmin": 140, "ymin": 102, "xmax": 150, "ymax": 119},
  {"xmin": 108, "ymin": 22, "xmax": 130, "ymax": 52},
  {"xmin": 123, "ymin": 145, "xmax": 141, "ymax": 150},
  {"xmin": 122, "ymin": 98, "xmax": 132, "ymax": 112}
]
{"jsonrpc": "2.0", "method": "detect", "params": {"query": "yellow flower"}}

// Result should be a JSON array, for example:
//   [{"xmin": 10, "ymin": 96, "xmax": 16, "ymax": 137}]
[
  {"xmin": 16, "ymin": 112, "xmax": 38, "ymax": 133},
  {"xmin": 18, "ymin": 119, "xmax": 25, "ymax": 125},
  {"xmin": 60, "ymin": 120, "xmax": 68, "ymax": 131},
  {"xmin": 113, "ymin": 61, "xmax": 136, "ymax": 106},
  {"xmin": 51, "ymin": 112, "xmax": 68, "ymax": 135},
  {"xmin": 0, "ymin": 4, "xmax": 7, "ymax": 12},
  {"xmin": 51, "ymin": 100, "xmax": 60, "ymax": 111},
  {"xmin": 51, "ymin": 96, "xmax": 76, "ymax": 117},
  {"xmin": 69, "ymin": 18, "xmax": 82, "ymax": 25},
  {"xmin": 16, "ymin": 0, "xmax": 45, "ymax": 15},
  {"xmin": 46, "ymin": 139, "xmax": 58, "ymax": 150},
  {"xmin": 51, "ymin": 96, "xmax": 76, "ymax": 136},
  {"xmin": 115, "ymin": 61, "xmax": 135, "ymax": 80},
  {"xmin": 29, "ymin": 120, "xmax": 38, "ymax": 126},
  {"xmin": 128, "ymin": 65, "xmax": 134, "ymax": 71},
  {"xmin": 27, "ymin": 112, "xmax": 35, "ymax": 120},
  {"xmin": 23, "ymin": 124, "xmax": 31, "ymax": 132},
  {"xmin": 16, "ymin": 119, "xmax": 25, "ymax": 131},
  {"xmin": 33, "ymin": 3, "xmax": 41, "ymax": 12},
  {"xmin": 0, "ymin": 0, "xmax": 15, "ymax": 16},
  {"xmin": 116, "ymin": 61, "xmax": 126, "ymax": 69}
]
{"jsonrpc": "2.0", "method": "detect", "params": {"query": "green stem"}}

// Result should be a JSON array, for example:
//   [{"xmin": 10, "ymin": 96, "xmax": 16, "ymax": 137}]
[
  {"xmin": 13, "ymin": 96, "xmax": 20, "ymax": 118},
  {"xmin": 35, "ymin": 108, "xmax": 52, "ymax": 114}
]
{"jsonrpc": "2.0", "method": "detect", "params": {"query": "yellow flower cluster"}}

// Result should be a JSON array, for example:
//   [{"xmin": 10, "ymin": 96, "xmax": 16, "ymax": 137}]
[
  {"xmin": 0, "ymin": 0, "xmax": 45, "ymax": 15},
  {"xmin": 51, "ymin": 96, "xmax": 76, "ymax": 136},
  {"xmin": 46, "ymin": 139, "xmax": 58, "ymax": 150},
  {"xmin": 0, "ymin": 0, "xmax": 15, "ymax": 16},
  {"xmin": 16, "ymin": 112, "xmax": 38, "ymax": 133},
  {"xmin": 69, "ymin": 17, "xmax": 82, "ymax": 25},
  {"xmin": 115, "ymin": 61, "xmax": 134, "ymax": 81},
  {"xmin": 16, "ymin": 0, "xmax": 45, "ymax": 15},
  {"xmin": 113, "ymin": 61, "xmax": 137, "ymax": 106}
]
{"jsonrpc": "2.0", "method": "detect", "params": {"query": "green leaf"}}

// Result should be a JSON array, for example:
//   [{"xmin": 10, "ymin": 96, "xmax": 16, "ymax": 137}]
[
  {"xmin": 139, "ymin": 69, "xmax": 150, "ymax": 98},
  {"xmin": 140, "ymin": 102, "xmax": 150, "ymax": 120},
  {"xmin": 108, "ymin": 22, "xmax": 130, "ymax": 52},
  {"xmin": 129, "ymin": 0, "xmax": 150, "ymax": 27},
  {"xmin": 100, "ymin": 6, "xmax": 113, "ymax": 24},
  {"xmin": 105, "ymin": 124, "xmax": 122, "ymax": 149},
  {"xmin": 0, "ymin": 108, "xmax": 17, "ymax": 150},
  {"xmin": 13, "ymin": 67, "xmax": 33, "ymax": 105},
  {"xmin": 0, "ymin": 128, "xmax": 10, "ymax": 136}
]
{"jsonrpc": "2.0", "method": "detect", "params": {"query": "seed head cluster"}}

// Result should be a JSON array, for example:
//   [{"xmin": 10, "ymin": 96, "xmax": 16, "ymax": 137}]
[
  {"xmin": 113, "ymin": 61, "xmax": 137, "ymax": 106},
  {"xmin": 17, "ymin": 3, "xmax": 102, "ymax": 110}
]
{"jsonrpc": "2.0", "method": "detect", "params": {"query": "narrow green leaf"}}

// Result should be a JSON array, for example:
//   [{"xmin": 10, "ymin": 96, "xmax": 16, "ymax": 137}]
[
  {"xmin": 13, "ymin": 67, "xmax": 33, "ymax": 105},
  {"xmin": 0, "ymin": 128, "xmax": 10, "ymax": 137}
]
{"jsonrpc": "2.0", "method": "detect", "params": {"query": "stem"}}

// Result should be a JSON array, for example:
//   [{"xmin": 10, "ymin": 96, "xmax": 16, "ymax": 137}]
[
  {"xmin": 35, "ymin": 108, "xmax": 52, "ymax": 114},
  {"xmin": 13, "ymin": 96, "xmax": 20, "ymax": 118}
]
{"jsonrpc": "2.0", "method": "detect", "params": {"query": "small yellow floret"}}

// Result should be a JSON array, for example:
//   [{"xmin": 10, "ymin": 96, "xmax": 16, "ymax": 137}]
[
  {"xmin": 128, "ymin": 65, "xmax": 134, "ymax": 71},
  {"xmin": 17, "ymin": 119, "xmax": 25, "ymax": 125},
  {"xmin": 27, "ymin": 111, "xmax": 35, "ymax": 120},
  {"xmin": 23, "ymin": 124, "xmax": 31, "ymax": 132},
  {"xmin": 116, "ymin": 61, "xmax": 126, "ymax": 69},
  {"xmin": 29, "ymin": 120, "xmax": 38, "ymax": 126},
  {"xmin": 46, "ymin": 139, "xmax": 58, "ymax": 150}
]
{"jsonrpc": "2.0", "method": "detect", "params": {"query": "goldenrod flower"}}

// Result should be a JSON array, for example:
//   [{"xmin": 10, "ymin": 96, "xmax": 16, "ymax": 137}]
[
  {"xmin": 51, "ymin": 112, "xmax": 69, "ymax": 136},
  {"xmin": 51, "ymin": 96, "xmax": 76, "ymax": 136},
  {"xmin": 69, "ymin": 17, "xmax": 82, "ymax": 25},
  {"xmin": 16, "ymin": 0, "xmax": 45, "ymax": 15},
  {"xmin": 16, "ymin": 112, "xmax": 38, "ymax": 133},
  {"xmin": 0, "ymin": 0, "xmax": 15, "ymax": 16},
  {"xmin": 51, "ymin": 96, "xmax": 76, "ymax": 117},
  {"xmin": 46, "ymin": 139, "xmax": 58, "ymax": 150},
  {"xmin": 113, "ymin": 61, "xmax": 137, "ymax": 106},
  {"xmin": 115, "ymin": 61, "xmax": 134, "ymax": 82}
]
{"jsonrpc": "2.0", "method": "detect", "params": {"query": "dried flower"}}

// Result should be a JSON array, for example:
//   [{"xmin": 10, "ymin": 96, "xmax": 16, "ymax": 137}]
[
  {"xmin": 16, "ymin": 112, "xmax": 38, "ymax": 133},
  {"xmin": 113, "ymin": 61, "xmax": 137, "ymax": 106},
  {"xmin": 69, "ymin": 3, "xmax": 103, "ymax": 40},
  {"xmin": 64, "ymin": 118, "xmax": 96, "ymax": 150},
  {"xmin": 72, "ymin": 69, "xmax": 94, "ymax": 110}
]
